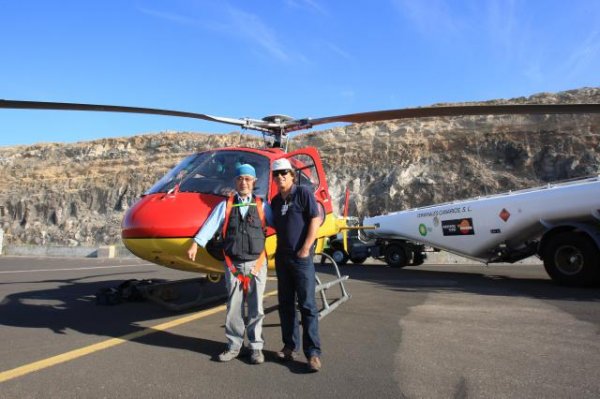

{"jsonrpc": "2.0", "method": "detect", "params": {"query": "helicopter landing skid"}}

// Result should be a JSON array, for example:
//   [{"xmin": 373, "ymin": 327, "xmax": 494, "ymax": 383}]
[
  {"xmin": 135, "ymin": 257, "xmax": 350, "ymax": 315},
  {"xmin": 137, "ymin": 276, "xmax": 227, "ymax": 312},
  {"xmin": 315, "ymin": 253, "xmax": 351, "ymax": 319}
]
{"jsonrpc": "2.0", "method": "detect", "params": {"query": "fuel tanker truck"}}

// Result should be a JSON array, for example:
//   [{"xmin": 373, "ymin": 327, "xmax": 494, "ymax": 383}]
[{"xmin": 362, "ymin": 176, "xmax": 600, "ymax": 286}]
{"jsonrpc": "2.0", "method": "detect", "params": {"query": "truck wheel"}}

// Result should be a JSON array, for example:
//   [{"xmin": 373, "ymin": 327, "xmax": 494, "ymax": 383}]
[
  {"xmin": 330, "ymin": 248, "xmax": 349, "ymax": 265},
  {"xmin": 350, "ymin": 256, "xmax": 367, "ymax": 264},
  {"xmin": 543, "ymin": 232, "xmax": 600, "ymax": 286},
  {"xmin": 411, "ymin": 253, "xmax": 425, "ymax": 266},
  {"xmin": 385, "ymin": 245, "xmax": 408, "ymax": 268}
]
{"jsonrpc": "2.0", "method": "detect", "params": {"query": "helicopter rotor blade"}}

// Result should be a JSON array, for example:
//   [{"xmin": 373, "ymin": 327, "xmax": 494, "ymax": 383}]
[
  {"xmin": 2, "ymin": 99, "xmax": 599, "ymax": 137},
  {"xmin": 0, "ymin": 99, "xmax": 264, "ymax": 131},
  {"xmin": 302, "ymin": 103, "xmax": 600, "ymax": 129}
]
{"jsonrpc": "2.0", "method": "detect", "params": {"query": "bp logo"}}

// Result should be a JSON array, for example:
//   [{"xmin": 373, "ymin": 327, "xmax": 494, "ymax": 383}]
[{"xmin": 418, "ymin": 223, "xmax": 428, "ymax": 236}]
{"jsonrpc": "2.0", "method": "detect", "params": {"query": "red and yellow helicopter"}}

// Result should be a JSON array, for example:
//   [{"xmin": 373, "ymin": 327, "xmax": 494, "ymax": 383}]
[{"xmin": 1, "ymin": 100, "xmax": 597, "ymax": 277}]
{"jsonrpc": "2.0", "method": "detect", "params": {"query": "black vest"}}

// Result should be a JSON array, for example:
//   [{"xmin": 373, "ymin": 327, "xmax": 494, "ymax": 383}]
[{"xmin": 223, "ymin": 196, "xmax": 266, "ymax": 261}]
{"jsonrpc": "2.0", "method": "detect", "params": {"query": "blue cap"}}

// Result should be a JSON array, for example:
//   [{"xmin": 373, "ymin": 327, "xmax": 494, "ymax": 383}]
[{"xmin": 236, "ymin": 163, "xmax": 256, "ymax": 178}]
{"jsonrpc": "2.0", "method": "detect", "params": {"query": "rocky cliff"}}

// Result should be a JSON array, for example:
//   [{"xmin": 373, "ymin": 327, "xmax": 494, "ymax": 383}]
[{"xmin": 0, "ymin": 87, "xmax": 598, "ymax": 246}]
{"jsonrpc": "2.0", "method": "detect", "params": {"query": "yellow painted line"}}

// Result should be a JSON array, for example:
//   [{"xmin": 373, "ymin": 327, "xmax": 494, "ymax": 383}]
[
  {"xmin": 0, "ymin": 264, "xmax": 152, "ymax": 274},
  {"xmin": 0, "ymin": 290, "xmax": 278, "ymax": 383}
]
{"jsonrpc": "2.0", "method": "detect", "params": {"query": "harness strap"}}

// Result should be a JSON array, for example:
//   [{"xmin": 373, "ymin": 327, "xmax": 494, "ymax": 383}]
[
  {"xmin": 222, "ymin": 195, "xmax": 235, "ymax": 238},
  {"xmin": 222, "ymin": 194, "xmax": 268, "ymax": 296}
]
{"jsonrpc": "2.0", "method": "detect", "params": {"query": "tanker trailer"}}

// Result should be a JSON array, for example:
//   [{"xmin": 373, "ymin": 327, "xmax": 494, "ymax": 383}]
[{"xmin": 364, "ymin": 176, "xmax": 600, "ymax": 286}]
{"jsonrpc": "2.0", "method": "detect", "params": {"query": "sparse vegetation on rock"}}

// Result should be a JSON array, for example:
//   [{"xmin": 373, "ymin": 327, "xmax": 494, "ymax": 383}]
[{"xmin": 0, "ymin": 88, "xmax": 598, "ymax": 246}]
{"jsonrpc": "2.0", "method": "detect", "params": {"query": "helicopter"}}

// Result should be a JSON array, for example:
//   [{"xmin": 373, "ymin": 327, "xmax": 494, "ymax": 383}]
[{"xmin": 1, "ymin": 99, "xmax": 599, "ymax": 278}]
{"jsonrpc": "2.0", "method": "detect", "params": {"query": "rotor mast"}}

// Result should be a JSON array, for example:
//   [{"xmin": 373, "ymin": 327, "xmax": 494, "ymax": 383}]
[{"xmin": 258, "ymin": 115, "xmax": 294, "ymax": 149}]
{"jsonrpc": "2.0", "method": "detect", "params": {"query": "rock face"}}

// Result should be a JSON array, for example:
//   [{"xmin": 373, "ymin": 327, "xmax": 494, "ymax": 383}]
[{"xmin": 0, "ymin": 88, "xmax": 598, "ymax": 246}]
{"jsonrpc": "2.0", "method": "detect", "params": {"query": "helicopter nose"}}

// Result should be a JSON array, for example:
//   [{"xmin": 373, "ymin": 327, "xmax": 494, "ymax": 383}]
[{"xmin": 122, "ymin": 193, "xmax": 223, "ymax": 238}]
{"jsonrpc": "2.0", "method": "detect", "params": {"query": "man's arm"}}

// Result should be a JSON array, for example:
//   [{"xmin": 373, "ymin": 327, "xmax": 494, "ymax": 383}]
[
  {"xmin": 187, "ymin": 201, "xmax": 226, "ymax": 261},
  {"xmin": 296, "ymin": 186, "xmax": 321, "ymax": 258},
  {"xmin": 297, "ymin": 216, "xmax": 320, "ymax": 258},
  {"xmin": 263, "ymin": 201, "xmax": 274, "ymax": 228}
]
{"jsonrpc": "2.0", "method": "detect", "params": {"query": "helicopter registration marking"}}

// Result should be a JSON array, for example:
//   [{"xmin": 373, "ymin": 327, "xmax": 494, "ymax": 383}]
[{"xmin": 0, "ymin": 290, "xmax": 278, "ymax": 383}]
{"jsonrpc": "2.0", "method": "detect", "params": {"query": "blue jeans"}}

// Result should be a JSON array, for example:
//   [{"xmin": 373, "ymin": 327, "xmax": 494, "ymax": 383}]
[{"xmin": 275, "ymin": 253, "xmax": 321, "ymax": 358}]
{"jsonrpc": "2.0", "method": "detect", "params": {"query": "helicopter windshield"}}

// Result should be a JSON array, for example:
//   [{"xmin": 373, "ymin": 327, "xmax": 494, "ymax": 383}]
[{"xmin": 145, "ymin": 150, "xmax": 270, "ymax": 197}]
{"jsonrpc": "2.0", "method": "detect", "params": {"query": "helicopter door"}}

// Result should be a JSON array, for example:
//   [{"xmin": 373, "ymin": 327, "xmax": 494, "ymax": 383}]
[{"xmin": 283, "ymin": 147, "xmax": 333, "ymax": 220}]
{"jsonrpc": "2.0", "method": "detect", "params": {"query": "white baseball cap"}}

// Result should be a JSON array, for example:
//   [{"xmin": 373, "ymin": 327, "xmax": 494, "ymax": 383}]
[{"xmin": 272, "ymin": 158, "xmax": 293, "ymax": 171}]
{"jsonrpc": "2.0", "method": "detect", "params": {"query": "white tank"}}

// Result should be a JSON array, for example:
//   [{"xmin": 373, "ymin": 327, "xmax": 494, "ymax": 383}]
[{"xmin": 364, "ymin": 176, "xmax": 600, "ymax": 261}]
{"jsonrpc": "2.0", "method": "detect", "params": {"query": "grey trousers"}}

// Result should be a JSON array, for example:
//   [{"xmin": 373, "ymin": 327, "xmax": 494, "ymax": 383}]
[{"xmin": 224, "ymin": 258, "xmax": 267, "ymax": 351}]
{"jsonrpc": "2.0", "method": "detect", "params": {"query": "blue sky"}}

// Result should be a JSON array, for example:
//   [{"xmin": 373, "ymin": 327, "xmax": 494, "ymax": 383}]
[{"xmin": 1, "ymin": 0, "xmax": 599, "ymax": 146}]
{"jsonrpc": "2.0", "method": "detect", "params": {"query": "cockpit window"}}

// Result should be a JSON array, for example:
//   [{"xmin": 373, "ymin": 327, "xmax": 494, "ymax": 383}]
[
  {"xmin": 145, "ymin": 150, "xmax": 270, "ymax": 197},
  {"xmin": 290, "ymin": 154, "xmax": 320, "ymax": 192}
]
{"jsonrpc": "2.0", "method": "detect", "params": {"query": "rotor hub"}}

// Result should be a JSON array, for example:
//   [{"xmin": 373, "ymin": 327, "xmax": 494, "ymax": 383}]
[{"xmin": 261, "ymin": 114, "xmax": 295, "ymax": 124}]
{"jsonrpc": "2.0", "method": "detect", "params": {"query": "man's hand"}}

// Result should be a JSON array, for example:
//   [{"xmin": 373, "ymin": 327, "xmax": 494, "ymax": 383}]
[
  {"xmin": 296, "ymin": 247, "xmax": 311, "ymax": 258},
  {"xmin": 187, "ymin": 242, "xmax": 198, "ymax": 261},
  {"xmin": 296, "ymin": 216, "xmax": 320, "ymax": 259}
]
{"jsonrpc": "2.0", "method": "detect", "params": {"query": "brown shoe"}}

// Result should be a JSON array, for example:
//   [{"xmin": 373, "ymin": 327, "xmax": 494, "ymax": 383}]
[
  {"xmin": 276, "ymin": 347, "xmax": 297, "ymax": 362},
  {"xmin": 308, "ymin": 356, "xmax": 321, "ymax": 372}
]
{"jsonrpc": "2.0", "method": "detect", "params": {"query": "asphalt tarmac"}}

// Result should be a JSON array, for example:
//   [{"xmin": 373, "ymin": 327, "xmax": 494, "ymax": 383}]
[{"xmin": 0, "ymin": 256, "xmax": 599, "ymax": 399}]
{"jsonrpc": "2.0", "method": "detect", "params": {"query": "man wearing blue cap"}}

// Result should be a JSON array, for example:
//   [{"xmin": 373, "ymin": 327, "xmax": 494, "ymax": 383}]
[{"xmin": 187, "ymin": 163, "xmax": 272, "ymax": 364}]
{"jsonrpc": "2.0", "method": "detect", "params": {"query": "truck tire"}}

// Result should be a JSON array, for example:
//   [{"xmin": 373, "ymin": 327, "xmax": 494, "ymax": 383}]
[
  {"xmin": 542, "ymin": 231, "xmax": 600, "ymax": 286},
  {"xmin": 385, "ymin": 245, "xmax": 408, "ymax": 268},
  {"xmin": 330, "ymin": 248, "xmax": 349, "ymax": 266},
  {"xmin": 350, "ymin": 256, "xmax": 367, "ymax": 264},
  {"xmin": 411, "ymin": 253, "xmax": 425, "ymax": 266}
]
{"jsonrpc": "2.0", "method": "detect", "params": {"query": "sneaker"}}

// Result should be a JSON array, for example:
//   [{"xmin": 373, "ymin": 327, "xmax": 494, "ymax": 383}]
[
  {"xmin": 249, "ymin": 349, "xmax": 265, "ymax": 364},
  {"xmin": 218, "ymin": 349, "xmax": 240, "ymax": 362},
  {"xmin": 307, "ymin": 356, "xmax": 321, "ymax": 372},
  {"xmin": 276, "ymin": 347, "xmax": 297, "ymax": 362}
]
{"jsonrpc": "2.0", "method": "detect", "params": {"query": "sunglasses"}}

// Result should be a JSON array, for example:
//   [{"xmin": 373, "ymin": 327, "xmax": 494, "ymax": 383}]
[{"xmin": 272, "ymin": 170, "xmax": 291, "ymax": 177}]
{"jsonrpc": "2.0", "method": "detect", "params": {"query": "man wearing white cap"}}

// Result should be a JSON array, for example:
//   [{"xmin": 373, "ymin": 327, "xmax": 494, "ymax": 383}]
[
  {"xmin": 187, "ymin": 163, "xmax": 272, "ymax": 365},
  {"xmin": 270, "ymin": 158, "xmax": 323, "ymax": 372}
]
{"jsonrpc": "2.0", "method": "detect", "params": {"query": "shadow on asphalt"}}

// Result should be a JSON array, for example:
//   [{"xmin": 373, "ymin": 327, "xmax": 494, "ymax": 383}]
[
  {"xmin": 0, "ymin": 274, "xmax": 227, "ymax": 337},
  {"xmin": 0, "ymin": 272, "xmax": 318, "ymax": 373},
  {"xmin": 2, "ymin": 261, "xmax": 598, "ymax": 348},
  {"xmin": 133, "ymin": 328, "xmax": 315, "ymax": 373},
  {"xmin": 318, "ymin": 262, "xmax": 600, "ymax": 301},
  {"xmin": 318, "ymin": 261, "xmax": 600, "ymax": 328}
]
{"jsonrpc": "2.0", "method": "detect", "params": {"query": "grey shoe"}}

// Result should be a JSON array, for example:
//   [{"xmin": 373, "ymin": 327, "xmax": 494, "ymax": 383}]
[
  {"xmin": 218, "ymin": 349, "xmax": 240, "ymax": 362},
  {"xmin": 249, "ymin": 349, "xmax": 265, "ymax": 364},
  {"xmin": 276, "ymin": 347, "xmax": 297, "ymax": 362}
]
